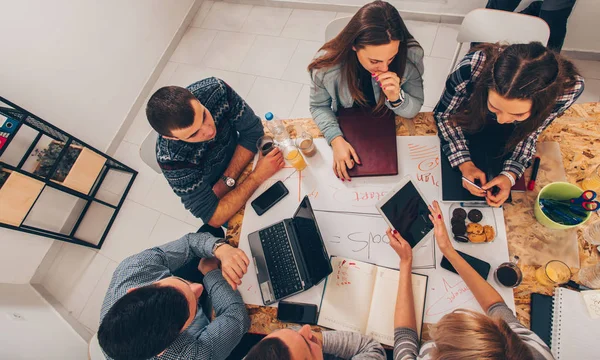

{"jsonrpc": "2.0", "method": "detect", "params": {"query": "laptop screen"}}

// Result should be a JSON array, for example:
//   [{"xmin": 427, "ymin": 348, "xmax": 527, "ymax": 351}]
[{"xmin": 292, "ymin": 197, "xmax": 332, "ymax": 283}]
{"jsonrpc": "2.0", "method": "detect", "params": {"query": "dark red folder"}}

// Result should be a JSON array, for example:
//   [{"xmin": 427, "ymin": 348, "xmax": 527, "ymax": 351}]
[{"xmin": 337, "ymin": 107, "xmax": 398, "ymax": 177}]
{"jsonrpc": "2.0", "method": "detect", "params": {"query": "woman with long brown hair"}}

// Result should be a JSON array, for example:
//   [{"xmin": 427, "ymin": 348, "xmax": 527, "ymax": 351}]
[
  {"xmin": 435, "ymin": 42, "xmax": 584, "ymax": 206},
  {"xmin": 389, "ymin": 201, "xmax": 553, "ymax": 360},
  {"xmin": 308, "ymin": 0, "xmax": 424, "ymax": 181}
]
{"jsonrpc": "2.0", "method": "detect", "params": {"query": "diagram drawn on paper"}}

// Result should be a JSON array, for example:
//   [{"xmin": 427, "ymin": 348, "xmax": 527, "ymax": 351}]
[{"xmin": 425, "ymin": 277, "xmax": 475, "ymax": 317}]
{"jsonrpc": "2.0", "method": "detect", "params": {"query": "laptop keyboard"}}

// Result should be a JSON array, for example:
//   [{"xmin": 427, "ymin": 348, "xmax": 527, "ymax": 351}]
[{"xmin": 259, "ymin": 222, "xmax": 302, "ymax": 300}]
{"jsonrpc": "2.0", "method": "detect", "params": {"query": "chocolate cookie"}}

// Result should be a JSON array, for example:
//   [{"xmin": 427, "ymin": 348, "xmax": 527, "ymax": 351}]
[
  {"xmin": 454, "ymin": 235, "xmax": 469, "ymax": 243},
  {"xmin": 468, "ymin": 233, "xmax": 487, "ymax": 243},
  {"xmin": 451, "ymin": 217, "xmax": 465, "ymax": 226},
  {"xmin": 466, "ymin": 223, "xmax": 484, "ymax": 235},
  {"xmin": 483, "ymin": 225, "xmax": 495, "ymax": 241},
  {"xmin": 452, "ymin": 222, "xmax": 467, "ymax": 236},
  {"xmin": 452, "ymin": 208, "xmax": 467, "ymax": 220},
  {"xmin": 468, "ymin": 209, "xmax": 483, "ymax": 223}
]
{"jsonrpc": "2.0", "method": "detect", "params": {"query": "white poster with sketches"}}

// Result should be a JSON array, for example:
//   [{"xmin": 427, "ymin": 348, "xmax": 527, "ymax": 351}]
[{"xmin": 237, "ymin": 137, "xmax": 514, "ymax": 323}]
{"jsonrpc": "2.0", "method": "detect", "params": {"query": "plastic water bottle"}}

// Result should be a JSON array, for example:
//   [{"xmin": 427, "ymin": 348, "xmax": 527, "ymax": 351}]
[{"xmin": 265, "ymin": 112, "xmax": 290, "ymax": 144}]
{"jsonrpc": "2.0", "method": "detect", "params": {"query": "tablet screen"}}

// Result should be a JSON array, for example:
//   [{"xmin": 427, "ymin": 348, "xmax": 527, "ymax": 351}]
[{"xmin": 380, "ymin": 181, "xmax": 434, "ymax": 247}]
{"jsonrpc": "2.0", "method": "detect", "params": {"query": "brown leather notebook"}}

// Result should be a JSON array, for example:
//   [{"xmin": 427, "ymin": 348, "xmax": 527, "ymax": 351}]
[{"xmin": 337, "ymin": 107, "xmax": 398, "ymax": 177}]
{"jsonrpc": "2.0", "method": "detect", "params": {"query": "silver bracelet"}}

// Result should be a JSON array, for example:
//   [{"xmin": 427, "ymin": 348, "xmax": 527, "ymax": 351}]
[{"xmin": 500, "ymin": 171, "xmax": 516, "ymax": 187}]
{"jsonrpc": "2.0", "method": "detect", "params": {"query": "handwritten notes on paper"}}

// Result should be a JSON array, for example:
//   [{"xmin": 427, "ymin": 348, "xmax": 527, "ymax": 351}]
[
  {"xmin": 299, "ymin": 137, "xmax": 442, "ymax": 214},
  {"xmin": 582, "ymin": 290, "xmax": 600, "ymax": 319},
  {"xmin": 237, "ymin": 136, "xmax": 514, "ymax": 321},
  {"xmin": 425, "ymin": 278, "xmax": 475, "ymax": 317},
  {"xmin": 409, "ymin": 143, "xmax": 441, "ymax": 188},
  {"xmin": 315, "ymin": 210, "xmax": 436, "ymax": 270}
]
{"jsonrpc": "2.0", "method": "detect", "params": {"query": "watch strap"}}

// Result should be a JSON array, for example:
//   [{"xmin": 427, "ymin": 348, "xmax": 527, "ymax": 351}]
[{"xmin": 212, "ymin": 238, "xmax": 228, "ymax": 254}]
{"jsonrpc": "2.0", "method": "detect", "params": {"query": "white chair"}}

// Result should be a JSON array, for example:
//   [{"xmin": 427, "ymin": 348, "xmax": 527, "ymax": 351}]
[
  {"xmin": 325, "ymin": 16, "xmax": 352, "ymax": 42},
  {"xmin": 140, "ymin": 130, "xmax": 162, "ymax": 174},
  {"xmin": 88, "ymin": 333, "xmax": 106, "ymax": 360},
  {"xmin": 449, "ymin": 9, "xmax": 550, "ymax": 72}
]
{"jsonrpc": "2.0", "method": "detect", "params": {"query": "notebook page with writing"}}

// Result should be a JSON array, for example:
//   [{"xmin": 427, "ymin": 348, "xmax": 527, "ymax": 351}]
[
  {"xmin": 551, "ymin": 287, "xmax": 600, "ymax": 360},
  {"xmin": 318, "ymin": 258, "xmax": 378, "ymax": 333},
  {"xmin": 581, "ymin": 290, "xmax": 600, "ymax": 319},
  {"xmin": 365, "ymin": 267, "xmax": 428, "ymax": 346}
]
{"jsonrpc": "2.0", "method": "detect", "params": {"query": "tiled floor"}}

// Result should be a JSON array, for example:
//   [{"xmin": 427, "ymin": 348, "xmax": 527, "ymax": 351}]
[{"xmin": 38, "ymin": 1, "xmax": 600, "ymax": 335}]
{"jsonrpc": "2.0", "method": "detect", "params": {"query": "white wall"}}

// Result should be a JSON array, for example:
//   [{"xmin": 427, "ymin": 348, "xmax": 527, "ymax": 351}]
[
  {"xmin": 0, "ymin": 284, "xmax": 88, "ymax": 359},
  {"xmin": 0, "ymin": 0, "xmax": 195, "ymax": 151},
  {"xmin": 0, "ymin": 0, "xmax": 197, "ymax": 284}
]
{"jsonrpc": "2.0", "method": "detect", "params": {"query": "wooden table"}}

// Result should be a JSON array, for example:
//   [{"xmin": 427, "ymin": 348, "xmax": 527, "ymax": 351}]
[{"xmin": 225, "ymin": 103, "xmax": 600, "ymax": 336}]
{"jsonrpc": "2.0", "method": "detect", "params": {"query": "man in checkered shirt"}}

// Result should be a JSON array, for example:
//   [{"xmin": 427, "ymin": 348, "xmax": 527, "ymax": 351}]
[{"xmin": 97, "ymin": 232, "xmax": 250, "ymax": 360}]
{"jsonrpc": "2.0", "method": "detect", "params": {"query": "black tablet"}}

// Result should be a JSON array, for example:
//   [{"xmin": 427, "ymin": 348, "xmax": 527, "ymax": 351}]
[{"xmin": 376, "ymin": 176, "xmax": 434, "ymax": 248}]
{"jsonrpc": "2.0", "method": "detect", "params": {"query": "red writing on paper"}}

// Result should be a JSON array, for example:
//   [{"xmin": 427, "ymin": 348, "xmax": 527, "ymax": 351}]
[
  {"xmin": 409, "ymin": 144, "xmax": 440, "ymax": 188},
  {"xmin": 353, "ymin": 191, "xmax": 387, "ymax": 202},
  {"xmin": 426, "ymin": 278, "xmax": 474, "ymax": 316}
]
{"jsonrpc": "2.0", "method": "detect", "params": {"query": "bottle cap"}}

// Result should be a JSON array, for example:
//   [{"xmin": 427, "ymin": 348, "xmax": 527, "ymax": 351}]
[{"xmin": 265, "ymin": 112, "xmax": 274, "ymax": 121}]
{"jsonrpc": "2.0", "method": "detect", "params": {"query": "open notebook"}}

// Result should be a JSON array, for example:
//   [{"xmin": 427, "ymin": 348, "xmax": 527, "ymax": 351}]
[
  {"xmin": 317, "ymin": 257, "xmax": 428, "ymax": 346},
  {"xmin": 548, "ymin": 288, "xmax": 600, "ymax": 359}
]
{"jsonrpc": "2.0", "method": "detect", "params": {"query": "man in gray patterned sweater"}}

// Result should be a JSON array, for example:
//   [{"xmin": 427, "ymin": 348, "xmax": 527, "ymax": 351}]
[{"xmin": 147, "ymin": 77, "xmax": 284, "ymax": 234}]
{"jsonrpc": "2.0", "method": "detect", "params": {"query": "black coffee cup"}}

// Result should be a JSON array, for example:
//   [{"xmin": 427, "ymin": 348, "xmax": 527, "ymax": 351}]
[
  {"xmin": 257, "ymin": 135, "xmax": 276, "ymax": 156},
  {"xmin": 494, "ymin": 256, "xmax": 522, "ymax": 288}
]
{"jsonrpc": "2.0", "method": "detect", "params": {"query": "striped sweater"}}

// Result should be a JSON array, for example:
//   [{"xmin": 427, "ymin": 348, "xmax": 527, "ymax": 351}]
[{"xmin": 393, "ymin": 302, "xmax": 554, "ymax": 360}]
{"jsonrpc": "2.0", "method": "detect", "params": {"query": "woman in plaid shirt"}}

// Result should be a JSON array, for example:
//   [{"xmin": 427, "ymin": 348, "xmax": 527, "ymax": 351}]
[{"xmin": 434, "ymin": 42, "xmax": 584, "ymax": 207}]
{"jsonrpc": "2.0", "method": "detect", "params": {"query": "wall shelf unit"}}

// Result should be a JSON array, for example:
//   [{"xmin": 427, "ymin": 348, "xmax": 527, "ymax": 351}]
[{"xmin": 0, "ymin": 96, "xmax": 137, "ymax": 249}]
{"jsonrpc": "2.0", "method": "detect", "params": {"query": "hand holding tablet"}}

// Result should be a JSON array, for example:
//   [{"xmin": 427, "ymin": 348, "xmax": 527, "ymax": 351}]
[{"xmin": 376, "ymin": 176, "xmax": 434, "ymax": 248}]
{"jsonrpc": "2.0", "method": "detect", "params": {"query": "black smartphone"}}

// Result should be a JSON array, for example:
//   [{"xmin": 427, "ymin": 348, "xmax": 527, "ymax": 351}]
[
  {"xmin": 251, "ymin": 181, "xmax": 289, "ymax": 216},
  {"xmin": 440, "ymin": 250, "xmax": 491, "ymax": 279},
  {"xmin": 277, "ymin": 301, "xmax": 319, "ymax": 325}
]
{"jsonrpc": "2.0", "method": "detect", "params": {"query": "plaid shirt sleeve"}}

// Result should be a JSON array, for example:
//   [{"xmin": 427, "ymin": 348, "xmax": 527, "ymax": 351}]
[
  {"xmin": 503, "ymin": 75, "xmax": 585, "ymax": 178},
  {"xmin": 434, "ymin": 51, "xmax": 487, "ymax": 167}
]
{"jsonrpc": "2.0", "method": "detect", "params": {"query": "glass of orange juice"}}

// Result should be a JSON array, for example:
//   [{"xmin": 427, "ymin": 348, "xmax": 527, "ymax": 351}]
[
  {"xmin": 535, "ymin": 260, "xmax": 571, "ymax": 286},
  {"xmin": 582, "ymin": 164, "xmax": 600, "ymax": 191},
  {"xmin": 283, "ymin": 145, "xmax": 307, "ymax": 171}
]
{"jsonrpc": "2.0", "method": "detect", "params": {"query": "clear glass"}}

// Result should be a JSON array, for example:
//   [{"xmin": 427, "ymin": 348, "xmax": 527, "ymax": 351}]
[
  {"xmin": 257, "ymin": 135, "xmax": 275, "ymax": 157},
  {"xmin": 582, "ymin": 164, "xmax": 600, "ymax": 191},
  {"xmin": 283, "ymin": 145, "xmax": 307, "ymax": 171},
  {"xmin": 295, "ymin": 127, "xmax": 316, "ymax": 158},
  {"xmin": 584, "ymin": 221, "xmax": 600, "ymax": 245},
  {"xmin": 535, "ymin": 260, "xmax": 571, "ymax": 286},
  {"xmin": 494, "ymin": 255, "xmax": 523, "ymax": 288},
  {"xmin": 578, "ymin": 263, "xmax": 600, "ymax": 289}
]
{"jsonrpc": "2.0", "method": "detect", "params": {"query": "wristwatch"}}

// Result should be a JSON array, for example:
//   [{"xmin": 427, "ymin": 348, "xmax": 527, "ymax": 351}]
[
  {"xmin": 212, "ymin": 238, "xmax": 229, "ymax": 254},
  {"xmin": 221, "ymin": 175, "xmax": 236, "ymax": 188}
]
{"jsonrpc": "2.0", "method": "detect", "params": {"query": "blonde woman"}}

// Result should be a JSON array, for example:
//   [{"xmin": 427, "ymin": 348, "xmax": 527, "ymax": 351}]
[{"xmin": 388, "ymin": 201, "xmax": 553, "ymax": 360}]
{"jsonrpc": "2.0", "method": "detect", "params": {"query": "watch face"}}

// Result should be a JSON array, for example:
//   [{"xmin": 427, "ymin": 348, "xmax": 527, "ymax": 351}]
[{"xmin": 226, "ymin": 178, "xmax": 235, "ymax": 187}]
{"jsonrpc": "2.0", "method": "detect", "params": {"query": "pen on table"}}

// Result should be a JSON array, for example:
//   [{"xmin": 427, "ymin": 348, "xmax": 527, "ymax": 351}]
[
  {"xmin": 461, "ymin": 176, "xmax": 487, "ymax": 193},
  {"xmin": 527, "ymin": 156, "xmax": 541, "ymax": 191}
]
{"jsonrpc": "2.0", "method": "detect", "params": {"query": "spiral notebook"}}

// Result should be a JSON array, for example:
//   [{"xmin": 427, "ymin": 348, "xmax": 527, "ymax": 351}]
[{"xmin": 532, "ymin": 287, "xmax": 600, "ymax": 360}]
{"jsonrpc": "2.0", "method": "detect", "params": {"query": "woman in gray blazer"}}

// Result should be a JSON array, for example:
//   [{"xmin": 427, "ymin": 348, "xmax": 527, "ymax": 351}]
[{"xmin": 308, "ymin": 1, "xmax": 424, "ymax": 181}]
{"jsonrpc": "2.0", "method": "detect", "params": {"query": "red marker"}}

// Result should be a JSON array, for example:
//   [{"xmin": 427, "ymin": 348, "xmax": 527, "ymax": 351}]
[{"xmin": 527, "ymin": 157, "xmax": 541, "ymax": 191}]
